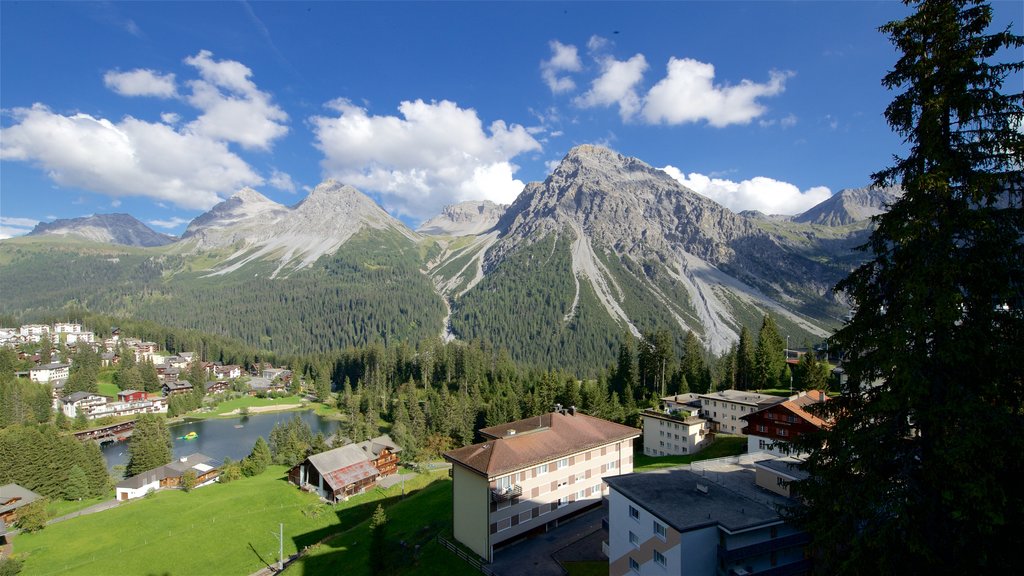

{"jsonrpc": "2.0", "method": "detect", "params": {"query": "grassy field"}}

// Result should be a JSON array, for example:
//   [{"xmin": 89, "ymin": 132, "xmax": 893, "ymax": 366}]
[
  {"xmin": 13, "ymin": 466, "xmax": 448, "ymax": 576},
  {"xmin": 45, "ymin": 493, "xmax": 113, "ymax": 520},
  {"xmin": 211, "ymin": 394, "xmax": 307, "ymax": 415},
  {"xmin": 286, "ymin": 477, "xmax": 480, "ymax": 576},
  {"xmin": 633, "ymin": 435, "xmax": 747, "ymax": 472}
]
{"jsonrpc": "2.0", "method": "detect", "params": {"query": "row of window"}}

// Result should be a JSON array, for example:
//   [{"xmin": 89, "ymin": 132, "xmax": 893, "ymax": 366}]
[{"xmin": 628, "ymin": 549, "xmax": 666, "ymax": 573}]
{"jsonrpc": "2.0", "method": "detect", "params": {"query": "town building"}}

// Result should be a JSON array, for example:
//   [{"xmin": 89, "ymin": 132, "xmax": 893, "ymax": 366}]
[
  {"xmin": 640, "ymin": 409, "xmax": 711, "ymax": 457},
  {"xmin": 61, "ymin": 392, "xmax": 108, "ymax": 418},
  {"xmin": 212, "ymin": 364, "xmax": 242, "ymax": 380},
  {"xmin": 698, "ymin": 390, "xmax": 786, "ymax": 435},
  {"xmin": 742, "ymin": 390, "xmax": 830, "ymax": 457},
  {"xmin": 115, "ymin": 454, "xmax": 221, "ymax": 501},
  {"xmin": 288, "ymin": 435, "xmax": 401, "ymax": 502},
  {"xmin": 0, "ymin": 483, "xmax": 41, "ymax": 527},
  {"xmin": 605, "ymin": 454, "xmax": 811, "ymax": 576},
  {"xmin": 87, "ymin": 397, "xmax": 167, "ymax": 420},
  {"xmin": 162, "ymin": 381, "xmax": 193, "ymax": 396},
  {"xmin": 118, "ymin": 390, "xmax": 147, "ymax": 403},
  {"xmin": 204, "ymin": 380, "xmax": 230, "ymax": 395},
  {"xmin": 29, "ymin": 362, "xmax": 70, "ymax": 384},
  {"xmin": 443, "ymin": 407, "xmax": 640, "ymax": 562}
]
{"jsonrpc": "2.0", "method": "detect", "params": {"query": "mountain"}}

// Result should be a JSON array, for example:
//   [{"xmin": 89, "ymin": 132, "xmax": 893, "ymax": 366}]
[
  {"xmin": 794, "ymin": 185, "xmax": 902, "ymax": 226},
  {"xmin": 417, "ymin": 200, "xmax": 506, "ymax": 236},
  {"xmin": 181, "ymin": 180, "xmax": 419, "ymax": 277},
  {"xmin": 26, "ymin": 213, "xmax": 175, "ymax": 247},
  {"xmin": 438, "ymin": 145, "xmax": 840, "ymax": 363}
]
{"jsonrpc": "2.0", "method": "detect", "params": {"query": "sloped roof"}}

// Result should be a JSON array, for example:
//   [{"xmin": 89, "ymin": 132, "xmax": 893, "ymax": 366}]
[
  {"xmin": 444, "ymin": 411, "xmax": 640, "ymax": 479},
  {"xmin": 116, "ymin": 453, "xmax": 220, "ymax": 490},
  {"xmin": 308, "ymin": 444, "xmax": 372, "ymax": 474},
  {"xmin": 0, "ymin": 484, "xmax": 42, "ymax": 515},
  {"xmin": 740, "ymin": 389, "xmax": 830, "ymax": 429},
  {"xmin": 323, "ymin": 460, "xmax": 379, "ymax": 491}
]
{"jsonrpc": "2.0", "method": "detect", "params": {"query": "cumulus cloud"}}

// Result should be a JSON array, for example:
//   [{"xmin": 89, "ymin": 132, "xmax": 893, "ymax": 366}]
[
  {"xmin": 103, "ymin": 69, "xmax": 177, "ymax": 98},
  {"xmin": 643, "ymin": 59, "xmax": 791, "ymax": 127},
  {"xmin": 0, "ymin": 104, "xmax": 262, "ymax": 210},
  {"xmin": 183, "ymin": 50, "xmax": 288, "ymax": 150},
  {"xmin": 268, "ymin": 169, "xmax": 296, "ymax": 193},
  {"xmin": 311, "ymin": 99, "xmax": 541, "ymax": 221},
  {"xmin": 1, "ymin": 51, "xmax": 285, "ymax": 211},
  {"xmin": 661, "ymin": 166, "xmax": 831, "ymax": 215},
  {"xmin": 148, "ymin": 216, "xmax": 190, "ymax": 229},
  {"xmin": 575, "ymin": 53, "xmax": 648, "ymax": 121},
  {"xmin": 0, "ymin": 216, "xmax": 39, "ymax": 239},
  {"xmin": 541, "ymin": 40, "xmax": 582, "ymax": 93}
]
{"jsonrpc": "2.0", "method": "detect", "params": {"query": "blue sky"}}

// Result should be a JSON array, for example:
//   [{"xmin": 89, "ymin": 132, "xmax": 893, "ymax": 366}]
[{"xmin": 1, "ymin": 1, "xmax": 1021, "ymax": 237}]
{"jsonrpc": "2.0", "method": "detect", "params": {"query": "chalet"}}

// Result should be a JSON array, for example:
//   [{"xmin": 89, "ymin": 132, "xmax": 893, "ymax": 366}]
[
  {"xmin": 61, "ymin": 392, "xmax": 107, "ymax": 418},
  {"xmin": 162, "ymin": 381, "xmax": 193, "ymax": 396},
  {"xmin": 204, "ymin": 380, "xmax": 230, "ymax": 395},
  {"xmin": 444, "ymin": 407, "xmax": 640, "ymax": 562},
  {"xmin": 100, "ymin": 352, "xmax": 119, "ymax": 367},
  {"xmin": 741, "ymin": 390, "xmax": 829, "ymax": 457},
  {"xmin": 166, "ymin": 356, "xmax": 190, "ymax": 369},
  {"xmin": 262, "ymin": 367, "xmax": 291, "ymax": 382},
  {"xmin": 118, "ymin": 389, "xmax": 147, "ymax": 403},
  {"xmin": 288, "ymin": 434, "xmax": 401, "ymax": 502},
  {"xmin": 0, "ymin": 483, "xmax": 41, "ymax": 526},
  {"xmin": 247, "ymin": 376, "xmax": 285, "ymax": 395},
  {"xmin": 212, "ymin": 364, "xmax": 242, "ymax": 380},
  {"xmin": 157, "ymin": 365, "xmax": 180, "ymax": 383},
  {"xmin": 115, "ymin": 453, "xmax": 221, "ymax": 501},
  {"xmin": 29, "ymin": 362, "xmax": 70, "ymax": 383}
]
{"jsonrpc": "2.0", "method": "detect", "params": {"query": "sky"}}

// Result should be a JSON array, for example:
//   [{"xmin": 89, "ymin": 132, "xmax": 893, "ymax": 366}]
[{"xmin": 1, "ymin": 1, "xmax": 1021, "ymax": 238}]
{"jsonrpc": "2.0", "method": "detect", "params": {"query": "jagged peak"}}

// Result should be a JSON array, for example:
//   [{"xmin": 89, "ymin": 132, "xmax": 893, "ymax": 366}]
[{"xmin": 230, "ymin": 186, "xmax": 276, "ymax": 205}]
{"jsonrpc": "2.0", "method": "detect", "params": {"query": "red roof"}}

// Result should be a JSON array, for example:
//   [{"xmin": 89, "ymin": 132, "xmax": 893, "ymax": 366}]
[{"xmin": 323, "ymin": 460, "xmax": 379, "ymax": 491}]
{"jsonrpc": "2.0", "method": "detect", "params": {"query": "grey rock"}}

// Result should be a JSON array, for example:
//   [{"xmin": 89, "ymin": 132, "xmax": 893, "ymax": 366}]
[{"xmin": 27, "ymin": 214, "xmax": 175, "ymax": 247}]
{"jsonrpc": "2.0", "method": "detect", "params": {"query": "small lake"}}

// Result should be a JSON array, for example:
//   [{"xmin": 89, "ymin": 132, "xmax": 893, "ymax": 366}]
[{"xmin": 101, "ymin": 410, "xmax": 339, "ymax": 473}]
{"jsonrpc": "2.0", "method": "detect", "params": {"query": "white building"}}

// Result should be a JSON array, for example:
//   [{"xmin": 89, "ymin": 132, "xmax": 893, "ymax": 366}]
[
  {"xmin": 605, "ymin": 454, "xmax": 811, "ymax": 576},
  {"xmin": 29, "ymin": 362, "xmax": 70, "ymax": 383},
  {"xmin": 444, "ymin": 408, "xmax": 640, "ymax": 562},
  {"xmin": 640, "ymin": 409, "xmax": 711, "ymax": 457},
  {"xmin": 60, "ymin": 392, "xmax": 107, "ymax": 418},
  {"xmin": 698, "ymin": 390, "xmax": 786, "ymax": 435},
  {"xmin": 52, "ymin": 322, "xmax": 82, "ymax": 334}
]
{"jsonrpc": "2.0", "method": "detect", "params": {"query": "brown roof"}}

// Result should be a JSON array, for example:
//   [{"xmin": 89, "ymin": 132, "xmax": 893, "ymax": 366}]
[
  {"xmin": 444, "ymin": 411, "xmax": 639, "ymax": 479},
  {"xmin": 742, "ymin": 390, "xmax": 830, "ymax": 429}
]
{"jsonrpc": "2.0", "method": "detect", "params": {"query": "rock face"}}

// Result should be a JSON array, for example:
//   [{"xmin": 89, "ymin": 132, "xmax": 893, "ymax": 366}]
[
  {"xmin": 27, "ymin": 214, "xmax": 175, "ymax": 247},
  {"xmin": 444, "ymin": 145, "xmax": 836, "ymax": 354},
  {"xmin": 183, "ymin": 180, "xmax": 418, "ymax": 276},
  {"xmin": 417, "ymin": 200, "xmax": 506, "ymax": 236},
  {"xmin": 794, "ymin": 185, "xmax": 902, "ymax": 226}
]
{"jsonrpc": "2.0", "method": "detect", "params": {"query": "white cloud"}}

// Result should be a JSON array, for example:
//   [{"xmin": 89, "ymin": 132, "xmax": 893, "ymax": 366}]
[
  {"xmin": 643, "ymin": 58, "xmax": 791, "ymax": 127},
  {"xmin": 541, "ymin": 40, "xmax": 582, "ymax": 94},
  {"xmin": 183, "ymin": 50, "xmax": 288, "ymax": 150},
  {"xmin": 0, "ymin": 216, "xmax": 39, "ymax": 239},
  {"xmin": 661, "ymin": 166, "xmax": 831, "ymax": 215},
  {"xmin": 311, "ymin": 98, "xmax": 541, "ymax": 221},
  {"xmin": 161, "ymin": 112, "xmax": 180, "ymax": 124},
  {"xmin": 103, "ymin": 69, "xmax": 177, "ymax": 98},
  {"xmin": 575, "ymin": 53, "xmax": 648, "ymax": 121},
  {"xmin": 268, "ymin": 169, "xmax": 296, "ymax": 193},
  {"xmin": 0, "ymin": 104, "xmax": 263, "ymax": 210},
  {"xmin": 759, "ymin": 113, "xmax": 798, "ymax": 129},
  {"xmin": 148, "ymin": 217, "xmax": 190, "ymax": 229}
]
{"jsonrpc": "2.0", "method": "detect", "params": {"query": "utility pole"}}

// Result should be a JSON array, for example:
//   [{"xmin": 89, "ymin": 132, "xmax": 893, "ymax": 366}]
[{"xmin": 270, "ymin": 523, "xmax": 283, "ymax": 571}]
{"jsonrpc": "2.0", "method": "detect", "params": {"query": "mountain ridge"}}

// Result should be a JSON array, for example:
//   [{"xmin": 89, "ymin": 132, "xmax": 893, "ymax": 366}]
[{"xmin": 26, "ymin": 213, "xmax": 175, "ymax": 247}]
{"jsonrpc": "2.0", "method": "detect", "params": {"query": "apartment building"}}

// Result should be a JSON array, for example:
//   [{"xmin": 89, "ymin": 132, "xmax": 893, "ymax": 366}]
[
  {"xmin": 640, "ymin": 409, "xmax": 710, "ymax": 457},
  {"xmin": 606, "ymin": 454, "xmax": 811, "ymax": 576},
  {"xmin": 444, "ymin": 408, "xmax": 640, "ymax": 562},
  {"xmin": 29, "ymin": 362, "xmax": 70, "ymax": 383},
  {"xmin": 698, "ymin": 390, "xmax": 785, "ymax": 435},
  {"xmin": 742, "ymin": 390, "xmax": 829, "ymax": 457}
]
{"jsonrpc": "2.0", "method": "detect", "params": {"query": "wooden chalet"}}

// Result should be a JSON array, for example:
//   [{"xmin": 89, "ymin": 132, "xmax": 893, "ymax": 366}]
[
  {"xmin": 115, "ymin": 453, "xmax": 221, "ymax": 501},
  {"xmin": 741, "ymin": 390, "xmax": 830, "ymax": 456},
  {"xmin": 288, "ymin": 434, "xmax": 401, "ymax": 502},
  {"xmin": 0, "ymin": 483, "xmax": 41, "ymax": 526}
]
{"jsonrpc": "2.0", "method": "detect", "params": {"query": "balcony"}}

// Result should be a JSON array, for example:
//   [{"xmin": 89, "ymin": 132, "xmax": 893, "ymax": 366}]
[{"xmin": 491, "ymin": 484, "xmax": 523, "ymax": 502}]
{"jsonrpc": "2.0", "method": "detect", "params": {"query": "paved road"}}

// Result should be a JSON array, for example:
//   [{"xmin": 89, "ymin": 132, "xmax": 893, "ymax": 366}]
[
  {"xmin": 48, "ymin": 498, "xmax": 121, "ymax": 524},
  {"xmin": 487, "ymin": 507, "xmax": 605, "ymax": 576}
]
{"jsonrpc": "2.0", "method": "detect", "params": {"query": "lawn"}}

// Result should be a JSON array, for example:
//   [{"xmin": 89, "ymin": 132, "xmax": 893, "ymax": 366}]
[
  {"xmin": 96, "ymin": 367, "xmax": 119, "ymax": 397},
  {"xmin": 45, "ymin": 493, "xmax": 113, "ymax": 520},
  {"xmin": 13, "ymin": 466, "xmax": 448, "ymax": 576},
  {"xmin": 286, "ymin": 477, "xmax": 480, "ymax": 576},
  {"xmin": 633, "ymin": 435, "xmax": 747, "ymax": 472},
  {"xmin": 212, "ymin": 394, "xmax": 307, "ymax": 415}
]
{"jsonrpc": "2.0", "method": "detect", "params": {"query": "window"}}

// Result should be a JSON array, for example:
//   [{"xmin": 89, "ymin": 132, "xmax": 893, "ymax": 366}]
[
  {"xmin": 537, "ymin": 463, "xmax": 549, "ymax": 475},
  {"xmin": 653, "ymin": 521, "xmax": 667, "ymax": 540},
  {"xmin": 758, "ymin": 424, "xmax": 768, "ymax": 433},
  {"xmin": 629, "ymin": 557, "xmax": 640, "ymax": 573},
  {"xmin": 629, "ymin": 505, "xmax": 639, "ymax": 520},
  {"xmin": 557, "ymin": 457, "xmax": 569, "ymax": 470},
  {"xmin": 778, "ymin": 428, "xmax": 789, "ymax": 436},
  {"xmin": 629, "ymin": 531, "xmax": 639, "ymax": 548},
  {"xmin": 496, "ymin": 475, "xmax": 511, "ymax": 490},
  {"xmin": 578, "ymin": 489, "xmax": 586, "ymax": 500},
  {"xmin": 653, "ymin": 549, "xmax": 666, "ymax": 567},
  {"xmin": 608, "ymin": 460, "xmax": 618, "ymax": 470},
  {"xmin": 557, "ymin": 497, "xmax": 568, "ymax": 508}
]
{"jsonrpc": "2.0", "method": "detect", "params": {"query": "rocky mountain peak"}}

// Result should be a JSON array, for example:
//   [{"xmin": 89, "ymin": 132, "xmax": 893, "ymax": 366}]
[
  {"xmin": 794, "ymin": 185, "xmax": 902, "ymax": 226},
  {"xmin": 418, "ymin": 200, "xmax": 507, "ymax": 236},
  {"xmin": 27, "ymin": 213, "xmax": 175, "ymax": 247}
]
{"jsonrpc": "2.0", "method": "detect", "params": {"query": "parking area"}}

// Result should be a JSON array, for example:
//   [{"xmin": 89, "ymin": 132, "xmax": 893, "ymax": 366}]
[{"xmin": 487, "ymin": 506, "xmax": 607, "ymax": 576}]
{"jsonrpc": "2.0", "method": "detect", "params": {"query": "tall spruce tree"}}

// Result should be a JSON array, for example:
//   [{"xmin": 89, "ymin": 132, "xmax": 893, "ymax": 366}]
[
  {"xmin": 753, "ymin": 315, "xmax": 785, "ymax": 390},
  {"xmin": 789, "ymin": 2, "xmax": 1023, "ymax": 573},
  {"xmin": 126, "ymin": 414, "xmax": 172, "ymax": 477}
]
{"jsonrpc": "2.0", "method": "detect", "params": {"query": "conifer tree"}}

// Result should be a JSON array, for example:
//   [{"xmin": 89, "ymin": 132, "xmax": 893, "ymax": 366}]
[
  {"xmin": 790, "ymin": 2, "xmax": 1023, "ymax": 572},
  {"xmin": 753, "ymin": 315, "xmax": 785, "ymax": 389},
  {"xmin": 126, "ymin": 414, "xmax": 172, "ymax": 477},
  {"xmin": 736, "ymin": 326, "xmax": 756, "ymax": 390}
]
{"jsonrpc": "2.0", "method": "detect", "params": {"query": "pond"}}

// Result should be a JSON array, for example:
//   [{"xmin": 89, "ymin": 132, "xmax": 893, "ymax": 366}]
[{"xmin": 100, "ymin": 410, "xmax": 339, "ymax": 473}]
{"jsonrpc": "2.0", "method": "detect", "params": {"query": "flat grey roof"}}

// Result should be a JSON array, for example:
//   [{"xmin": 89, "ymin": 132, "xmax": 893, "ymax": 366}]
[
  {"xmin": 605, "ymin": 454, "xmax": 796, "ymax": 534},
  {"xmin": 754, "ymin": 457, "xmax": 809, "ymax": 481}
]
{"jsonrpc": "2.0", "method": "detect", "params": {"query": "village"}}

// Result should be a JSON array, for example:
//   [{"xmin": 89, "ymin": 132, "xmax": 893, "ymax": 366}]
[{"xmin": 0, "ymin": 320, "xmax": 833, "ymax": 576}]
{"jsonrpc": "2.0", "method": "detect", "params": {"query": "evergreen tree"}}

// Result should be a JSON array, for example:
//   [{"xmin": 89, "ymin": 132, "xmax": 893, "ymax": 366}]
[
  {"xmin": 679, "ymin": 332, "xmax": 708, "ymax": 394},
  {"xmin": 63, "ymin": 465, "xmax": 89, "ymax": 500},
  {"xmin": 368, "ymin": 504, "xmax": 389, "ymax": 575},
  {"xmin": 314, "ymin": 364, "xmax": 332, "ymax": 404},
  {"xmin": 790, "ymin": 2, "xmax": 1023, "ymax": 573},
  {"xmin": 793, "ymin": 349, "xmax": 830, "ymax": 391},
  {"xmin": 125, "ymin": 414, "xmax": 172, "ymax": 477},
  {"xmin": 736, "ymin": 326, "xmax": 756, "ymax": 390},
  {"xmin": 242, "ymin": 436, "xmax": 272, "ymax": 477},
  {"xmin": 753, "ymin": 315, "xmax": 785, "ymax": 389},
  {"xmin": 140, "ymin": 360, "xmax": 160, "ymax": 393}
]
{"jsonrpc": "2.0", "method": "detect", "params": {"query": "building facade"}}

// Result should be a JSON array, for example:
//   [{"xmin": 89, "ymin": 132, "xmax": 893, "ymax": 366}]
[
  {"xmin": 640, "ymin": 409, "xmax": 710, "ymax": 457},
  {"xmin": 29, "ymin": 362, "xmax": 70, "ymax": 383},
  {"xmin": 288, "ymin": 434, "xmax": 401, "ymax": 502},
  {"xmin": 444, "ymin": 408, "xmax": 640, "ymax": 562},
  {"xmin": 698, "ymin": 390, "xmax": 786, "ymax": 435},
  {"xmin": 741, "ymin": 390, "xmax": 829, "ymax": 457}
]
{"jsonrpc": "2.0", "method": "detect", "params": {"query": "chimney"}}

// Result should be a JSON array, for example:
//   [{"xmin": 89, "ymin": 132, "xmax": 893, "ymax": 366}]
[
  {"xmin": 507, "ymin": 429, "xmax": 516, "ymax": 436},
  {"xmin": 554, "ymin": 403, "xmax": 563, "ymax": 414}
]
